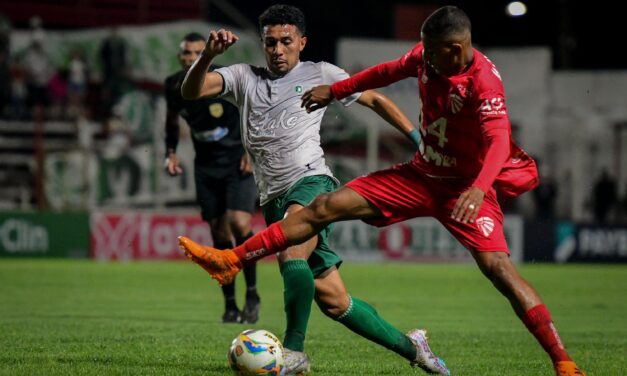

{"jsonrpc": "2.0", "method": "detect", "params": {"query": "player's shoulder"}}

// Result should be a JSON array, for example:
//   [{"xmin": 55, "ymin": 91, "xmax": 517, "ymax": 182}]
[
  {"xmin": 469, "ymin": 49, "xmax": 505, "ymax": 94},
  {"xmin": 311, "ymin": 60, "xmax": 346, "ymax": 75},
  {"xmin": 291, "ymin": 60, "xmax": 330, "ymax": 73}
]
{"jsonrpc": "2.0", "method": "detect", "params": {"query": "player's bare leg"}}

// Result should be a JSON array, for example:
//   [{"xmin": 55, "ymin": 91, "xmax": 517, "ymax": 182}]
[
  {"xmin": 314, "ymin": 266, "xmax": 449, "ymax": 375},
  {"xmin": 179, "ymin": 187, "xmax": 379, "ymax": 282},
  {"xmin": 472, "ymin": 251, "xmax": 585, "ymax": 376},
  {"xmin": 280, "ymin": 187, "xmax": 381, "ymax": 245}
]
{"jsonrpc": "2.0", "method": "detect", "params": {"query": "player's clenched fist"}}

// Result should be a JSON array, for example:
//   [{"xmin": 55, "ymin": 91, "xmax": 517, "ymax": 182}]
[{"xmin": 205, "ymin": 29, "xmax": 239, "ymax": 56}]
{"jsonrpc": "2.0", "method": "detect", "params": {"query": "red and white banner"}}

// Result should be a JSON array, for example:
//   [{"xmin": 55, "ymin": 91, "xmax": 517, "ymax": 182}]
[
  {"xmin": 90, "ymin": 211, "xmax": 267, "ymax": 260},
  {"xmin": 90, "ymin": 211, "xmax": 524, "ymax": 262}
]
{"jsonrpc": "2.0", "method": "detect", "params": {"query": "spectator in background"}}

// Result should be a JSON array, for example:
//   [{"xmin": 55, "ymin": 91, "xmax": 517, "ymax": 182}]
[
  {"xmin": 22, "ymin": 38, "xmax": 53, "ymax": 113},
  {"xmin": 0, "ymin": 13, "xmax": 10, "ymax": 118},
  {"xmin": 28, "ymin": 15, "xmax": 45, "ymax": 45},
  {"xmin": 532, "ymin": 164, "xmax": 558, "ymax": 219},
  {"xmin": 593, "ymin": 169, "xmax": 617, "ymax": 223},
  {"xmin": 47, "ymin": 67, "xmax": 68, "ymax": 119},
  {"xmin": 9, "ymin": 64, "xmax": 29, "ymax": 120},
  {"xmin": 621, "ymin": 182, "xmax": 627, "ymax": 224},
  {"xmin": 99, "ymin": 27, "xmax": 128, "ymax": 118},
  {"xmin": 67, "ymin": 48, "xmax": 89, "ymax": 118}
]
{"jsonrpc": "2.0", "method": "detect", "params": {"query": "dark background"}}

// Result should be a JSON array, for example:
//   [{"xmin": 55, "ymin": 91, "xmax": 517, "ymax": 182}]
[
  {"xmin": 208, "ymin": 0, "xmax": 616, "ymax": 70},
  {"xmin": 1, "ymin": 0, "xmax": 620, "ymax": 69}
]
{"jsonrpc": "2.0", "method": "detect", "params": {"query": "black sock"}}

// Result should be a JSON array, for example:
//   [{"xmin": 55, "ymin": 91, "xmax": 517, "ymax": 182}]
[
  {"xmin": 215, "ymin": 240, "xmax": 237, "ymax": 310},
  {"xmin": 236, "ymin": 232, "xmax": 259, "ymax": 302}
]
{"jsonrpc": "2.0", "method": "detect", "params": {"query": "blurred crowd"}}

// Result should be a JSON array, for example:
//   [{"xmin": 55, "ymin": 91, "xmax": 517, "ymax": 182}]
[
  {"xmin": 0, "ymin": 15, "xmax": 132, "ymax": 122},
  {"xmin": 1, "ymin": 14, "xmax": 627, "ymax": 224}
]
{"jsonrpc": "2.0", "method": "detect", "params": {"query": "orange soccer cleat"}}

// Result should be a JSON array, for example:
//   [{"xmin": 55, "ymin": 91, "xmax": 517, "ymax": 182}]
[
  {"xmin": 554, "ymin": 361, "xmax": 586, "ymax": 376},
  {"xmin": 178, "ymin": 236, "xmax": 241, "ymax": 285}
]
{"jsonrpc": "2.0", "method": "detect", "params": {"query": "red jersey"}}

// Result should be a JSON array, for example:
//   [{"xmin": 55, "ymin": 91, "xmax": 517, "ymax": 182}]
[{"xmin": 331, "ymin": 42, "xmax": 538, "ymax": 198}]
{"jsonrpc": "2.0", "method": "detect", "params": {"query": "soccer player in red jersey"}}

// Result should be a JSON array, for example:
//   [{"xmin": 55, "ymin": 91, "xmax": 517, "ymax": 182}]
[{"xmin": 179, "ymin": 6, "xmax": 585, "ymax": 375}]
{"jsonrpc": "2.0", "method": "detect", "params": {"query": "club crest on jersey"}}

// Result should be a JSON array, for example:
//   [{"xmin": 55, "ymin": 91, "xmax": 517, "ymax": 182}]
[
  {"xmin": 449, "ymin": 93, "xmax": 464, "ymax": 114},
  {"xmin": 476, "ymin": 216, "xmax": 495, "ymax": 237},
  {"xmin": 209, "ymin": 103, "xmax": 224, "ymax": 118},
  {"xmin": 421, "ymin": 71, "xmax": 428, "ymax": 84},
  {"xmin": 294, "ymin": 85, "xmax": 303, "ymax": 93}
]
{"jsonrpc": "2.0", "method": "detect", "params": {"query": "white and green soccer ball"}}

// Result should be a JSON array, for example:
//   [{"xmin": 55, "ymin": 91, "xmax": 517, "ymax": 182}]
[{"xmin": 228, "ymin": 329, "xmax": 285, "ymax": 375}]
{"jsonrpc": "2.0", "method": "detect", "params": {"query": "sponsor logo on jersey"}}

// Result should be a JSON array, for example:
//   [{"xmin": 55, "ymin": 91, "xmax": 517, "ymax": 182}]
[
  {"xmin": 449, "ymin": 93, "xmax": 464, "ymax": 114},
  {"xmin": 476, "ymin": 216, "xmax": 495, "ymax": 237},
  {"xmin": 479, "ymin": 97, "xmax": 507, "ymax": 116},
  {"xmin": 249, "ymin": 108, "xmax": 301, "ymax": 136},
  {"xmin": 456, "ymin": 84, "xmax": 469, "ymax": 97},
  {"xmin": 294, "ymin": 85, "xmax": 303, "ymax": 93},
  {"xmin": 192, "ymin": 127, "xmax": 229, "ymax": 142},
  {"xmin": 209, "ymin": 103, "xmax": 224, "ymax": 118}
]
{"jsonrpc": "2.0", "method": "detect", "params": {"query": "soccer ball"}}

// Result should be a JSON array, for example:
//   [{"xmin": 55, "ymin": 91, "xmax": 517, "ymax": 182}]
[{"xmin": 228, "ymin": 329, "xmax": 285, "ymax": 375}]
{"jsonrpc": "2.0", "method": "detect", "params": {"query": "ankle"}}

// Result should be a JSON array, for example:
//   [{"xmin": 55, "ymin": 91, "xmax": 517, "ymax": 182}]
[
  {"xmin": 246, "ymin": 288, "xmax": 259, "ymax": 303},
  {"xmin": 225, "ymin": 250, "xmax": 243, "ymax": 268}
]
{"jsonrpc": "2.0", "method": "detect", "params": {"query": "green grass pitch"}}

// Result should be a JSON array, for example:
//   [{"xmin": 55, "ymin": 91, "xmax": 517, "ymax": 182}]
[{"xmin": 0, "ymin": 260, "xmax": 625, "ymax": 375}]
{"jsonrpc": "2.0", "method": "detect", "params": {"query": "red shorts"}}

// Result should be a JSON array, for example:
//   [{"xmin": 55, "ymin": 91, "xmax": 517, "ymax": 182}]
[{"xmin": 345, "ymin": 162, "xmax": 509, "ymax": 253}]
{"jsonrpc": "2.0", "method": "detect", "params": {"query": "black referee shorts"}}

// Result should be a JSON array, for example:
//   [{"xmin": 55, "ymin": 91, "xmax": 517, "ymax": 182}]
[{"xmin": 194, "ymin": 163, "xmax": 257, "ymax": 221}]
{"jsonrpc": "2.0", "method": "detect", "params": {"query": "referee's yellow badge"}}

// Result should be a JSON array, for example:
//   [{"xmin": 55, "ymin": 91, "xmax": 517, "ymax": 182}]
[{"xmin": 209, "ymin": 103, "xmax": 224, "ymax": 118}]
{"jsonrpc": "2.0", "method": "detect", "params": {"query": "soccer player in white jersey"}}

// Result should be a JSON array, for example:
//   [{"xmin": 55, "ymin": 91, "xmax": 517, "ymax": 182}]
[{"xmin": 180, "ymin": 5, "xmax": 449, "ymax": 375}]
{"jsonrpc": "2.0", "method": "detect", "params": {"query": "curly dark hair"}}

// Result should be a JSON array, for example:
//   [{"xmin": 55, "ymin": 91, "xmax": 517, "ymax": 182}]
[
  {"xmin": 422, "ymin": 6, "xmax": 471, "ymax": 39},
  {"xmin": 258, "ymin": 4, "xmax": 306, "ymax": 36}
]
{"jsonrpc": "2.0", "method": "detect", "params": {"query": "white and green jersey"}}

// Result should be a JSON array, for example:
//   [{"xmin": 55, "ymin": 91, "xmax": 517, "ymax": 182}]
[{"xmin": 216, "ymin": 61, "xmax": 361, "ymax": 205}]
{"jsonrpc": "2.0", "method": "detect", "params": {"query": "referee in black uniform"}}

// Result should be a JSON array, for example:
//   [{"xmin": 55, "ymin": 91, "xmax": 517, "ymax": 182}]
[{"xmin": 164, "ymin": 32, "xmax": 259, "ymax": 323}]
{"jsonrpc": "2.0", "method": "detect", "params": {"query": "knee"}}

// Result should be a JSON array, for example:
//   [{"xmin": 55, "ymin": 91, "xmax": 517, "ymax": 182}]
[
  {"xmin": 316, "ymin": 293, "xmax": 351, "ymax": 319},
  {"xmin": 228, "ymin": 215, "xmax": 252, "ymax": 238},
  {"xmin": 480, "ymin": 254, "xmax": 515, "ymax": 287}
]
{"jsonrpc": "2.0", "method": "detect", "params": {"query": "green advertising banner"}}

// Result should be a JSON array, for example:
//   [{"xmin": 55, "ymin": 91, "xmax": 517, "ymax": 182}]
[{"xmin": 0, "ymin": 212, "xmax": 90, "ymax": 258}]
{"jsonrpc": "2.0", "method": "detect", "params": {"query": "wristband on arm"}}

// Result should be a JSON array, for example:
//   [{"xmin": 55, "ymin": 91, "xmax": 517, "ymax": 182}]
[{"xmin": 406, "ymin": 129, "xmax": 421, "ymax": 148}]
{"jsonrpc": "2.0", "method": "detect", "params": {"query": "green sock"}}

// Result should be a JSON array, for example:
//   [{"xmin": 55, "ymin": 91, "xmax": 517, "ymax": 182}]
[
  {"xmin": 336, "ymin": 296, "xmax": 417, "ymax": 360},
  {"xmin": 280, "ymin": 259, "xmax": 314, "ymax": 352}
]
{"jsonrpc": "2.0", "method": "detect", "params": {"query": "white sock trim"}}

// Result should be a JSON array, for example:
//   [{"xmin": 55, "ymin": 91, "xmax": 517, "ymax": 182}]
[{"xmin": 337, "ymin": 295, "xmax": 353, "ymax": 321}]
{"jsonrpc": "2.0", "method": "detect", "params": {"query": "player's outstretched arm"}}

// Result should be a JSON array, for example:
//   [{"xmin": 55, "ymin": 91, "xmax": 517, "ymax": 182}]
[
  {"xmin": 181, "ymin": 29, "xmax": 238, "ymax": 99},
  {"xmin": 356, "ymin": 90, "xmax": 421, "ymax": 148}
]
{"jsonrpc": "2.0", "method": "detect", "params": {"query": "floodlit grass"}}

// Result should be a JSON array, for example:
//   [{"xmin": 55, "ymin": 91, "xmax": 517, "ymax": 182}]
[{"xmin": 0, "ymin": 260, "xmax": 624, "ymax": 375}]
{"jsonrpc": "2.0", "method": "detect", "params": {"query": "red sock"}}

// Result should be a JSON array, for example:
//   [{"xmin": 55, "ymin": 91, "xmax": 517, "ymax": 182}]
[
  {"xmin": 232, "ymin": 223, "xmax": 289, "ymax": 266},
  {"xmin": 521, "ymin": 304, "xmax": 571, "ymax": 363}
]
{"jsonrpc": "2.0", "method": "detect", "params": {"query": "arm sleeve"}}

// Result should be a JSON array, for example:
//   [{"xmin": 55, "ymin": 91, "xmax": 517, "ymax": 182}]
[
  {"xmin": 330, "ymin": 44, "xmax": 422, "ymax": 100},
  {"xmin": 471, "ymin": 113, "xmax": 511, "ymax": 193},
  {"xmin": 165, "ymin": 113, "xmax": 179, "ymax": 153},
  {"xmin": 215, "ymin": 64, "xmax": 246, "ymax": 102},
  {"xmin": 164, "ymin": 76, "xmax": 180, "ymax": 152},
  {"xmin": 320, "ymin": 62, "xmax": 361, "ymax": 106}
]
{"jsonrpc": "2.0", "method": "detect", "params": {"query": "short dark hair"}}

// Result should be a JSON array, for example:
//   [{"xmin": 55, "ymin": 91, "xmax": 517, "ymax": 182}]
[
  {"xmin": 422, "ymin": 6, "xmax": 471, "ymax": 40},
  {"xmin": 258, "ymin": 4, "xmax": 306, "ymax": 36},
  {"xmin": 182, "ymin": 32, "xmax": 206, "ymax": 42}
]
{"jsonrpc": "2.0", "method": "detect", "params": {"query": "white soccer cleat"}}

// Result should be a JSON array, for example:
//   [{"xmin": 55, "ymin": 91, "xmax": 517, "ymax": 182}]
[
  {"xmin": 407, "ymin": 329, "xmax": 450, "ymax": 375},
  {"xmin": 281, "ymin": 349, "xmax": 311, "ymax": 375}
]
